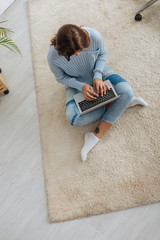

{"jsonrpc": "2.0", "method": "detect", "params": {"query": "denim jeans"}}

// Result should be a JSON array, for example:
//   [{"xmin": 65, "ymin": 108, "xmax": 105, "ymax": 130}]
[{"xmin": 65, "ymin": 65, "xmax": 134, "ymax": 126}]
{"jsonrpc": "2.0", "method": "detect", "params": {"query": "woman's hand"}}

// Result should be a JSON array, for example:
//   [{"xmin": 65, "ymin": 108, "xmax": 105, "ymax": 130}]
[
  {"xmin": 93, "ymin": 78, "xmax": 110, "ymax": 96},
  {"xmin": 82, "ymin": 84, "xmax": 99, "ymax": 101}
]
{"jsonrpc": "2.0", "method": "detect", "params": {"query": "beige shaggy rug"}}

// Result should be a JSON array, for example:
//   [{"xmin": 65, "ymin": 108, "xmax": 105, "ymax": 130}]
[{"xmin": 27, "ymin": 0, "xmax": 160, "ymax": 223}]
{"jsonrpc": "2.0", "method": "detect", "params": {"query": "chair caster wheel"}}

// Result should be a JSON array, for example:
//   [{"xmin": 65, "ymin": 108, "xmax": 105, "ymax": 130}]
[
  {"xmin": 135, "ymin": 14, "xmax": 142, "ymax": 21},
  {"xmin": 4, "ymin": 89, "xmax": 9, "ymax": 94}
]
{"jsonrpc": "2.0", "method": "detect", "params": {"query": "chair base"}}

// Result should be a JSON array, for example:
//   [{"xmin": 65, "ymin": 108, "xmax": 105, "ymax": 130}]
[
  {"xmin": 135, "ymin": 13, "xmax": 142, "ymax": 21},
  {"xmin": 135, "ymin": 0, "xmax": 158, "ymax": 21}
]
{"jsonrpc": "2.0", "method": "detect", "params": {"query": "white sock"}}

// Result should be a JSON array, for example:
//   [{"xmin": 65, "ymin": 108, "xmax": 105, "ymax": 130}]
[
  {"xmin": 81, "ymin": 132, "xmax": 100, "ymax": 162},
  {"xmin": 127, "ymin": 97, "xmax": 148, "ymax": 108}
]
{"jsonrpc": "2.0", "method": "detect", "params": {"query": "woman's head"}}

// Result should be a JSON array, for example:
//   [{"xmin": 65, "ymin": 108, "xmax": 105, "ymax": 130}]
[{"xmin": 50, "ymin": 24, "xmax": 90, "ymax": 61}]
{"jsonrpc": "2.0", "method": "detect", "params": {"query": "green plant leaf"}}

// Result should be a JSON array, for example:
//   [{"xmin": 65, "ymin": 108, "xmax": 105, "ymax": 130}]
[
  {"xmin": 0, "ymin": 20, "xmax": 22, "ymax": 56},
  {"xmin": 0, "ymin": 37, "xmax": 22, "ymax": 55},
  {"xmin": 0, "ymin": 27, "xmax": 14, "ymax": 38},
  {"xmin": 0, "ymin": 20, "xmax": 14, "ymax": 37},
  {"xmin": 0, "ymin": 20, "xmax": 8, "ymax": 24}
]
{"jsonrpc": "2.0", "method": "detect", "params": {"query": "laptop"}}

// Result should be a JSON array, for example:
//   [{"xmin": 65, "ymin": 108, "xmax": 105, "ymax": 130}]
[{"xmin": 73, "ymin": 79, "xmax": 120, "ymax": 115}]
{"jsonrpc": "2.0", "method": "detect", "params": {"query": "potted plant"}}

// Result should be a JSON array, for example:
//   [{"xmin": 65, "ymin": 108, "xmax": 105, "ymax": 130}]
[{"xmin": 0, "ymin": 20, "xmax": 22, "ymax": 94}]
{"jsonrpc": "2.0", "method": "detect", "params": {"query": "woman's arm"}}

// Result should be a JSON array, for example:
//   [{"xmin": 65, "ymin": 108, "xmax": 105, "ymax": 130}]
[
  {"xmin": 92, "ymin": 30, "xmax": 108, "ymax": 80},
  {"xmin": 47, "ymin": 56, "xmax": 85, "ymax": 92}
]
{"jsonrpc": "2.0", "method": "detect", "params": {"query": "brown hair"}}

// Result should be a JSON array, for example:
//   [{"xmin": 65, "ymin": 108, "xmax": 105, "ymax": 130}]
[{"xmin": 50, "ymin": 24, "xmax": 90, "ymax": 61}]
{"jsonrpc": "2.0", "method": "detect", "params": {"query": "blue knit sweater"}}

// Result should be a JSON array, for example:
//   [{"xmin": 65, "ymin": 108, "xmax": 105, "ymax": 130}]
[{"xmin": 47, "ymin": 26, "xmax": 108, "ymax": 92}]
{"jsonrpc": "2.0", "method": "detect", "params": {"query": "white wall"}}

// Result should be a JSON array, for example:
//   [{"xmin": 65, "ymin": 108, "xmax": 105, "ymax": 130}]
[{"xmin": 0, "ymin": 0, "xmax": 15, "ymax": 15}]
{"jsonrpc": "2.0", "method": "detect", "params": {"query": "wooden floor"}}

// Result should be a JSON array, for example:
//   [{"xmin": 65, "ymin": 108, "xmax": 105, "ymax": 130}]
[{"xmin": 0, "ymin": 0, "xmax": 160, "ymax": 239}]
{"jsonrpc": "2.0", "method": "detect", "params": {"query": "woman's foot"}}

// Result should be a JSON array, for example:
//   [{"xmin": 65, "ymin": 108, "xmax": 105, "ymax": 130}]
[
  {"xmin": 127, "ymin": 97, "xmax": 148, "ymax": 108},
  {"xmin": 81, "ymin": 132, "xmax": 100, "ymax": 162}
]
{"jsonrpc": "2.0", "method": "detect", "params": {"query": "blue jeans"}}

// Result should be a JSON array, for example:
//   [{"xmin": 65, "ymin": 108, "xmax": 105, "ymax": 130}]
[{"xmin": 65, "ymin": 65, "xmax": 134, "ymax": 126}]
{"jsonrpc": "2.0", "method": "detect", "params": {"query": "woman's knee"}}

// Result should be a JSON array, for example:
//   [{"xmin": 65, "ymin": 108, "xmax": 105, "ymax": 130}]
[
  {"xmin": 65, "ymin": 104, "xmax": 84, "ymax": 126},
  {"xmin": 125, "ymin": 85, "xmax": 134, "ymax": 101},
  {"xmin": 65, "ymin": 105, "xmax": 77, "ymax": 126},
  {"xmin": 121, "ymin": 83, "xmax": 134, "ymax": 102},
  {"xmin": 66, "ymin": 113, "xmax": 78, "ymax": 126}
]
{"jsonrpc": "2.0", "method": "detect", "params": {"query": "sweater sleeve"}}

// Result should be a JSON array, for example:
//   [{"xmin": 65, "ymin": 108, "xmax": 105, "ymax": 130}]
[
  {"xmin": 92, "ymin": 31, "xmax": 108, "ymax": 80},
  {"xmin": 47, "ymin": 54, "xmax": 85, "ymax": 92}
]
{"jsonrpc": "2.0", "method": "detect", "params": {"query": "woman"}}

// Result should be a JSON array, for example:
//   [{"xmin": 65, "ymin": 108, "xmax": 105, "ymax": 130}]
[{"xmin": 47, "ymin": 24, "xmax": 148, "ymax": 162}]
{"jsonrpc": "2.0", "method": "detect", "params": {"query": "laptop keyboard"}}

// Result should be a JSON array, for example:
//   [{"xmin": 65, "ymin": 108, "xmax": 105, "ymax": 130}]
[{"xmin": 78, "ymin": 88, "xmax": 116, "ymax": 112}]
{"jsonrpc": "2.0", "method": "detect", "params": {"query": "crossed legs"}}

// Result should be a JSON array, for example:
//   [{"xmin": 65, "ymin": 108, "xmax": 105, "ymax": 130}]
[{"xmin": 65, "ymin": 75, "xmax": 148, "ymax": 162}]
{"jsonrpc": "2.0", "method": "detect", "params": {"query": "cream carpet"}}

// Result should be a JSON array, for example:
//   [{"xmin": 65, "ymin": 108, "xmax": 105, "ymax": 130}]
[{"xmin": 27, "ymin": 0, "xmax": 160, "ymax": 223}]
